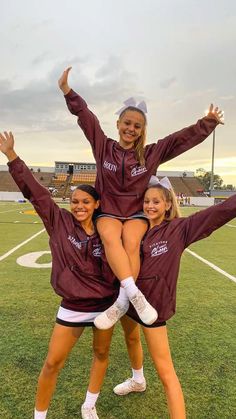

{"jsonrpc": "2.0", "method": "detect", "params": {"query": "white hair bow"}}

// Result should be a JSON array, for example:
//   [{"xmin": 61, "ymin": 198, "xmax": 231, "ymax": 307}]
[
  {"xmin": 115, "ymin": 97, "xmax": 147, "ymax": 115},
  {"xmin": 148, "ymin": 175, "xmax": 172, "ymax": 191}
]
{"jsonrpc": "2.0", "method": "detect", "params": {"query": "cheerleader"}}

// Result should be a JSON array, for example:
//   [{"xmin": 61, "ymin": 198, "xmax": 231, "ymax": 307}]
[
  {"xmin": 114, "ymin": 175, "xmax": 236, "ymax": 418},
  {"xmin": 59, "ymin": 67, "xmax": 223, "ymax": 330},
  {"xmin": 0, "ymin": 131, "xmax": 119, "ymax": 419}
]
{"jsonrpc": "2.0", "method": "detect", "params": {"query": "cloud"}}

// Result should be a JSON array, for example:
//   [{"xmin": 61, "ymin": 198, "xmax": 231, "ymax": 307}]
[
  {"xmin": 171, "ymin": 99, "xmax": 183, "ymax": 106},
  {"xmin": 0, "ymin": 56, "xmax": 138, "ymax": 133},
  {"xmin": 32, "ymin": 52, "xmax": 51, "ymax": 65},
  {"xmin": 219, "ymin": 95, "xmax": 235, "ymax": 101},
  {"xmin": 160, "ymin": 77, "xmax": 177, "ymax": 89}
]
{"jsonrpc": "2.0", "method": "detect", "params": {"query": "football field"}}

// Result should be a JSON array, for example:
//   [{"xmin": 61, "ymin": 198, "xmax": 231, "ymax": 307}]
[{"xmin": 0, "ymin": 202, "xmax": 235, "ymax": 419}]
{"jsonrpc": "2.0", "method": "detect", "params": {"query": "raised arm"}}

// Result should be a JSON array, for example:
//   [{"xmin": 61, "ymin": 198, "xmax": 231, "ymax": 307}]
[
  {"xmin": 182, "ymin": 194, "xmax": 236, "ymax": 248},
  {"xmin": 58, "ymin": 67, "xmax": 72, "ymax": 95},
  {"xmin": 0, "ymin": 131, "xmax": 17, "ymax": 162},
  {"xmin": 0, "ymin": 132, "xmax": 59, "ymax": 235},
  {"xmin": 148, "ymin": 105, "xmax": 224, "ymax": 165},
  {"xmin": 58, "ymin": 67, "xmax": 106, "ymax": 160}
]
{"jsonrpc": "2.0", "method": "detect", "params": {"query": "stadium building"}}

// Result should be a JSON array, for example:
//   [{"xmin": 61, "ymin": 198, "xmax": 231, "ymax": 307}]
[{"xmin": 0, "ymin": 162, "xmax": 232, "ymax": 206}]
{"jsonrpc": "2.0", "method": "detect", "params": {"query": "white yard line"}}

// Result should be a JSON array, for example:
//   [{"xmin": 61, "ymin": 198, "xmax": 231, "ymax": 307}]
[
  {"xmin": 0, "ymin": 207, "xmax": 32, "ymax": 214},
  {"xmin": 226, "ymin": 224, "xmax": 236, "ymax": 228},
  {"xmin": 0, "ymin": 228, "xmax": 46, "ymax": 262},
  {"xmin": 186, "ymin": 249, "xmax": 236, "ymax": 284},
  {"xmin": 1, "ymin": 225, "xmax": 235, "ymax": 286}
]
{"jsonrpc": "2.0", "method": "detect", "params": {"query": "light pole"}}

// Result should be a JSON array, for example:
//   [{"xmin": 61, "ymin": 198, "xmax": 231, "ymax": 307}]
[{"xmin": 209, "ymin": 129, "xmax": 216, "ymax": 195}]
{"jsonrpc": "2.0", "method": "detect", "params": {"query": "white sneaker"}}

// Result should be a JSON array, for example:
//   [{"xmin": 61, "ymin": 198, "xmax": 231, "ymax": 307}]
[
  {"xmin": 94, "ymin": 301, "xmax": 129, "ymax": 330},
  {"xmin": 113, "ymin": 378, "xmax": 146, "ymax": 396},
  {"xmin": 130, "ymin": 290, "xmax": 158, "ymax": 325},
  {"xmin": 81, "ymin": 404, "xmax": 99, "ymax": 419}
]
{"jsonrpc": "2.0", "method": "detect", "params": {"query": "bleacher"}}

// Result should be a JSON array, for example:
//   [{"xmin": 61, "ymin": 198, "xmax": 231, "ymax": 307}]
[
  {"xmin": 170, "ymin": 177, "xmax": 204, "ymax": 197},
  {"xmin": 31, "ymin": 172, "xmax": 54, "ymax": 188},
  {"xmin": 0, "ymin": 171, "xmax": 54, "ymax": 193},
  {"xmin": 71, "ymin": 172, "xmax": 96, "ymax": 185},
  {"xmin": 0, "ymin": 168, "xmax": 205, "ymax": 200},
  {"xmin": 0, "ymin": 172, "xmax": 20, "ymax": 192},
  {"xmin": 51, "ymin": 173, "xmax": 68, "ymax": 184},
  {"xmin": 50, "ymin": 172, "xmax": 97, "ymax": 199}
]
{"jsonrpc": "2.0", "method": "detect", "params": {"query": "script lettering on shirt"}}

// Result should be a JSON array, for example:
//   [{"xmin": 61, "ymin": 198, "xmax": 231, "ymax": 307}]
[
  {"xmin": 68, "ymin": 234, "xmax": 83, "ymax": 250},
  {"xmin": 92, "ymin": 244, "xmax": 102, "ymax": 257},
  {"xmin": 131, "ymin": 165, "xmax": 147, "ymax": 177},
  {"xmin": 149, "ymin": 241, "xmax": 168, "ymax": 257},
  {"xmin": 103, "ymin": 160, "xmax": 117, "ymax": 172}
]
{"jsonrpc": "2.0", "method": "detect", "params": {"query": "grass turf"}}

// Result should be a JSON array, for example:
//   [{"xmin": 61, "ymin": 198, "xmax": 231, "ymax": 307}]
[{"xmin": 0, "ymin": 202, "xmax": 236, "ymax": 418}]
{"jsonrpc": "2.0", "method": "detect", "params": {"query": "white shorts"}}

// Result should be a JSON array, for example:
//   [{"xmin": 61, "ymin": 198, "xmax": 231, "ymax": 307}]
[{"xmin": 56, "ymin": 306, "xmax": 102, "ymax": 327}]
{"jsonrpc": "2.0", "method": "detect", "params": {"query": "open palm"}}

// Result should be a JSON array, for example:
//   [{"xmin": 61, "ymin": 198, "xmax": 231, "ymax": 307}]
[
  {"xmin": 206, "ymin": 104, "xmax": 224, "ymax": 125},
  {"xmin": 58, "ymin": 67, "xmax": 72, "ymax": 94},
  {"xmin": 0, "ymin": 132, "xmax": 14, "ymax": 155}
]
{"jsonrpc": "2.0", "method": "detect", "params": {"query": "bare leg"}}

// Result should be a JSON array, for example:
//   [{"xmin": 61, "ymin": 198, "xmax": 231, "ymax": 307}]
[
  {"xmin": 81, "ymin": 327, "xmax": 114, "ymax": 416},
  {"xmin": 35, "ymin": 324, "xmax": 84, "ymax": 411},
  {"xmin": 97, "ymin": 219, "xmax": 145, "ymax": 389},
  {"xmin": 113, "ymin": 316, "xmax": 145, "ymax": 395},
  {"xmin": 95, "ymin": 217, "xmax": 157, "ymax": 328},
  {"xmin": 97, "ymin": 218, "xmax": 147, "ymax": 281},
  {"xmin": 120, "ymin": 315, "xmax": 143, "ymax": 369},
  {"xmin": 122, "ymin": 219, "xmax": 148, "ymax": 279},
  {"xmin": 96, "ymin": 217, "xmax": 132, "ymax": 280},
  {"xmin": 142, "ymin": 325, "xmax": 186, "ymax": 419},
  {"xmin": 120, "ymin": 220, "xmax": 147, "ymax": 380},
  {"xmin": 87, "ymin": 326, "xmax": 114, "ymax": 393}
]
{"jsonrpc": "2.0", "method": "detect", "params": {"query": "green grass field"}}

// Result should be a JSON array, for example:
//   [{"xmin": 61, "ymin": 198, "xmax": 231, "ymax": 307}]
[{"xmin": 0, "ymin": 202, "xmax": 236, "ymax": 419}]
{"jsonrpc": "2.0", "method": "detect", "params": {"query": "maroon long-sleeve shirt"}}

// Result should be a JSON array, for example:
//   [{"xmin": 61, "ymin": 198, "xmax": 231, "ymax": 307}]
[
  {"xmin": 127, "ymin": 197, "xmax": 236, "ymax": 325},
  {"xmin": 8, "ymin": 157, "xmax": 119, "ymax": 312},
  {"xmin": 65, "ymin": 90, "xmax": 218, "ymax": 217}
]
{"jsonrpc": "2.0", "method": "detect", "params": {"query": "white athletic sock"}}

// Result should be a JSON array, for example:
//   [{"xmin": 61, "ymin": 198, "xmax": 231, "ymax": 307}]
[
  {"xmin": 116, "ymin": 286, "xmax": 129, "ymax": 307},
  {"xmin": 83, "ymin": 390, "xmax": 100, "ymax": 409},
  {"xmin": 121, "ymin": 276, "xmax": 139, "ymax": 299},
  {"xmin": 34, "ymin": 409, "xmax": 48, "ymax": 419},
  {"xmin": 132, "ymin": 367, "xmax": 145, "ymax": 383}
]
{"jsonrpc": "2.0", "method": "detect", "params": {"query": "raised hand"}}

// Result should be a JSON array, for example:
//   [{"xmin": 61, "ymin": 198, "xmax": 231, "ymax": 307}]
[
  {"xmin": 206, "ymin": 104, "xmax": 224, "ymax": 125},
  {"xmin": 58, "ymin": 67, "xmax": 72, "ymax": 95},
  {"xmin": 0, "ymin": 131, "xmax": 17, "ymax": 161}
]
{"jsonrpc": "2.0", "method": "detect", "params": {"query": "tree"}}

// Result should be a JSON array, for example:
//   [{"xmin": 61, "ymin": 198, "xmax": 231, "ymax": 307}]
[
  {"xmin": 196, "ymin": 168, "xmax": 206, "ymax": 178},
  {"xmin": 222, "ymin": 184, "xmax": 235, "ymax": 191},
  {"xmin": 196, "ymin": 169, "xmax": 224, "ymax": 191}
]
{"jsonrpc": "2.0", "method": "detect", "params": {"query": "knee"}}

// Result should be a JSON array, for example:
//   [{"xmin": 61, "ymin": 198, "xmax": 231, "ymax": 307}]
[
  {"xmin": 97, "ymin": 227, "xmax": 119, "ymax": 247},
  {"xmin": 102, "ymin": 234, "xmax": 119, "ymax": 248},
  {"xmin": 93, "ymin": 345, "xmax": 110, "ymax": 362},
  {"xmin": 157, "ymin": 363, "xmax": 177, "ymax": 388},
  {"xmin": 123, "ymin": 236, "xmax": 141, "ymax": 255},
  {"xmin": 125, "ymin": 332, "xmax": 141, "ymax": 349},
  {"xmin": 42, "ymin": 357, "xmax": 65, "ymax": 375}
]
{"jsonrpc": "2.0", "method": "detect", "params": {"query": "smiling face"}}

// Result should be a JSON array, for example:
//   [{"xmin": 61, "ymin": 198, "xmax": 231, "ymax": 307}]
[
  {"xmin": 143, "ymin": 187, "xmax": 171, "ymax": 227},
  {"xmin": 117, "ymin": 109, "xmax": 146, "ymax": 149},
  {"xmin": 70, "ymin": 189, "xmax": 99, "ymax": 223}
]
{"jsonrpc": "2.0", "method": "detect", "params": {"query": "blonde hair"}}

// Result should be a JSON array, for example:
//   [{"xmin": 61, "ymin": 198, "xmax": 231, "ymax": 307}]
[
  {"xmin": 119, "ymin": 106, "xmax": 147, "ymax": 166},
  {"xmin": 148, "ymin": 184, "xmax": 181, "ymax": 220}
]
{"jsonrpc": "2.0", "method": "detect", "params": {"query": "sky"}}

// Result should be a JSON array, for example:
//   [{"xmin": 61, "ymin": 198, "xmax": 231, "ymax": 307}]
[{"xmin": 1, "ymin": 0, "xmax": 236, "ymax": 186}]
